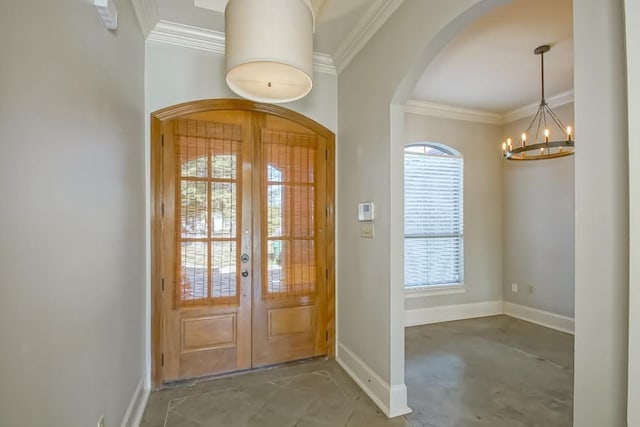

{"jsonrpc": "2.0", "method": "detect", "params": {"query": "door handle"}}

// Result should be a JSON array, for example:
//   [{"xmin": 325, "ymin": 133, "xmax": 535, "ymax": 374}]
[{"xmin": 242, "ymin": 270, "xmax": 249, "ymax": 278}]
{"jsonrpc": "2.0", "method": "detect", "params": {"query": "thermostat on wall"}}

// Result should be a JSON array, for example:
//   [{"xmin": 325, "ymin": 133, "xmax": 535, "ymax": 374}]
[{"xmin": 358, "ymin": 201, "xmax": 375, "ymax": 221}]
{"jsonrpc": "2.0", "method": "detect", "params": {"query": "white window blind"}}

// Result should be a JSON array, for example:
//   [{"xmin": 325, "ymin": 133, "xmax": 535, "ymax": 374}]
[{"xmin": 404, "ymin": 145, "xmax": 464, "ymax": 288}]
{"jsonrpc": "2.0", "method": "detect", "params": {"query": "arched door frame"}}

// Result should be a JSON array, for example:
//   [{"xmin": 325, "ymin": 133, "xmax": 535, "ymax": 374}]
[{"xmin": 150, "ymin": 99, "xmax": 336, "ymax": 388}]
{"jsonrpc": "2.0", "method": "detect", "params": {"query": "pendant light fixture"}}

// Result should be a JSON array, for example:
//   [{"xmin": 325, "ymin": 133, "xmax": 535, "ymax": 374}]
[
  {"xmin": 501, "ymin": 45, "xmax": 575, "ymax": 160},
  {"xmin": 225, "ymin": 0, "xmax": 314, "ymax": 104}
]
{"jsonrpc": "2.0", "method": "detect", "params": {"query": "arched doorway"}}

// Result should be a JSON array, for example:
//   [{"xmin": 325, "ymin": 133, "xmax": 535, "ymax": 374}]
[{"xmin": 150, "ymin": 99, "xmax": 335, "ymax": 387}]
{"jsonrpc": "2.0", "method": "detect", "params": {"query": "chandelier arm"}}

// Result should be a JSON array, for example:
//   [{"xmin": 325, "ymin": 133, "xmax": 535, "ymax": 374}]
[
  {"xmin": 534, "ymin": 107, "xmax": 544, "ymax": 141},
  {"xmin": 543, "ymin": 104, "xmax": 568, "ymax": 133},
  {"xmin": 525, "ymin": 106, "xmax": 543, "ymax": 137}
]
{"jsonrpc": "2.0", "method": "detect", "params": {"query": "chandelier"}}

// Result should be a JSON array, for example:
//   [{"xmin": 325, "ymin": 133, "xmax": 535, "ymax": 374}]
[{"xmin": 501, "ymin": 45, "xmax": 574, "ymax": 160}]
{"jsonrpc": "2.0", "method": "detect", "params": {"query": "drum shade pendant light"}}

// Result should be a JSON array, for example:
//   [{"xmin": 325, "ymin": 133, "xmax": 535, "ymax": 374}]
[
  {"xmin": 225, "ymin": 0, "xmax": 314, "ymax": 104},
  {"xmin": 501, "ymin": 45, "xmax": 575, "ymax": 160}
]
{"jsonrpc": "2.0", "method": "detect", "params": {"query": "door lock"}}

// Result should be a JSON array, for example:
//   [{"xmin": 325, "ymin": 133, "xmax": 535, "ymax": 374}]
[
  {"xmin": 241, "ymin": 253, "xmax": 249, "ymax": 263},
  {"xmin": 241, "ymin": 270, "xmax": 249, "ymax": 278}
]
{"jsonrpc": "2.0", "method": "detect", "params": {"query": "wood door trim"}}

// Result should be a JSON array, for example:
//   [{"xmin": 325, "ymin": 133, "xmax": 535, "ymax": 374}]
[
  {"xmin": 152, "ymin": 99, "xmax": 333, "ymax": 138},
  {"xmin": 150, "ymin": 99, "xmax": 336, "ymax": 388}
]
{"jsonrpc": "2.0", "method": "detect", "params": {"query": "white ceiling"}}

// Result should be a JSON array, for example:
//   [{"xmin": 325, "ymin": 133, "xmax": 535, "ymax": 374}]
[
  {"xmin": 143, "ymin": 0, "xmax": 573, "ymax": 114},
  {"xmin": 153, "ymin": 0, "xmax": 377, "ymax": 59},
  {"xmin": 410, "ymin": 0, "xmax": 574, "ymax": 114}
]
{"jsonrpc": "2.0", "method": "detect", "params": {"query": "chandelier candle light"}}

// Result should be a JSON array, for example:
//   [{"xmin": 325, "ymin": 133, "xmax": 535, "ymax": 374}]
[{"xmin": 501, "ymin": 45, "xmax": 575, "ymax": 160}]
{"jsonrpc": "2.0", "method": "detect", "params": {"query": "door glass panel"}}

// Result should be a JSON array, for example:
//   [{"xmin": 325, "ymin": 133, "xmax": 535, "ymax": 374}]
[
  {"xmin": 179, "ymin": 137, "xmax": 208, "ymax": 177},
  {"xmin": 175, "ymin": 119, "xmax": 242, "ymax": 306},
  {"xmin": 181, "ymin": 181, "xmax": 208, "ymax": 239},
  {"xmin": 212, "ymin": 241, "xmax": 237, "ymax": 299},
  {"xmin": 211, "ymin": 183, "xmax": 237, "ymax": 238},
  {"xmin": 262, "ymin": 130, "xmax": 317, "ymax": 299},
  {"xmin": 180, "ymin": 242, "xmax": 208, "ymax": 300}
]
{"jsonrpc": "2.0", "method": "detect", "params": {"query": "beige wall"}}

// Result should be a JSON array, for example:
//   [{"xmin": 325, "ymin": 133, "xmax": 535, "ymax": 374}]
[
  {"xmin": 338, "ymin": 0, "xmax": 511, "ymax": 415},
  {"xmin": 403, "ymin": 114, "xmax": 503, "ymax": 311},
  {"xmin": 502, "ymin": 103, "xmax": 575, "ymax": 318},
  {"xmin": 626, "ymin": 0, "xmax": 640, "ymax": 423},
  {"xmin": 0, "ymin": 0, "xmax": 146, "ymax": 426},
  {"xmin": 145, "ymin": 41, "xmax": 338, "ymax": 132},
  {"xmin": 574, "ymin": 0, "xmax": 629, "ymax": 425}
]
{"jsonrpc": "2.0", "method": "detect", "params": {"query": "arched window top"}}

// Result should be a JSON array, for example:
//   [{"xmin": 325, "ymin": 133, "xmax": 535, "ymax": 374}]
[{"xmin": 405, "ymin": 143, "xmax": 461, "ymax": 158}]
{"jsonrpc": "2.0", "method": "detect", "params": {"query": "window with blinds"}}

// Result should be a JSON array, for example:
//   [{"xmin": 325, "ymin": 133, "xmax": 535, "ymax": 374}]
[{"xmin": 404, "ymin": 144, "xmax": 464, "ymax": 288}]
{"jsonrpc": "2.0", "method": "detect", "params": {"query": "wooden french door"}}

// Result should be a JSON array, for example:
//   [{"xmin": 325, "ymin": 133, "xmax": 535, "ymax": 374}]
[
  {"xmin": 251, "ymin": 114, "xmax": 328, "ymax": 367},
  {"xmin": 154, "ymin": 102, "xmax": 333, "ymax": 384}
]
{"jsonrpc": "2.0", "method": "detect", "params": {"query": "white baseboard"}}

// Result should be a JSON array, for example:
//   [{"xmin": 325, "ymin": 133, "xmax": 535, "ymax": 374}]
[
  {"xmin": 388, "ymin": 384, "xmax": 412, "ymax": 417},
  {"xmin": 502, "ymin": 302, "xmax": 575, "ymax": 335},
  {"xmin": 121, "ymin": 372, "xmax": 150, "ymax": 427},
  {"xmin": 336, "ymin": 342, "xmax": 411, "ymax": 418},
  {"xmin": 404, "ymin": 300, "xmax": 503, "ymax": 327}
]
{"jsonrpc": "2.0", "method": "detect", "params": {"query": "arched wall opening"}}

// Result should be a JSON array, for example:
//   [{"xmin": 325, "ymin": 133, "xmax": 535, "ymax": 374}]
[
  {"xmin": 336, "ymin": 0, "xmax": 513, "ymax": 417},
  {"xmin": 337, "ymin": 0, "xmax": 631, "ymax": 423}
]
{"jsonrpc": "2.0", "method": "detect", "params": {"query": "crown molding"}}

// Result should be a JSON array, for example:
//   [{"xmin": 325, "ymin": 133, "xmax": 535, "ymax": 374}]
[
  {"xmin": 333, "ymin": 0, "xmax": 405, "ymax": 74},
  {"xmin": 146, "ymin": 20, "xmax": 337, "ymax": 75},
  {"xmin": 313, "ymin": 53, "xmax": 337, "ymax": 75},
  {"xmin": 194, "ymin": 0, "xmax": 326, "ymax": 15},
  {"xmin": 501, "ymin": 90, "xmax": 574, "ymax": 124},
  {"xmin": 148, "ymin": 20, "xmax": 226, "ymax": 54},
  {"xmin": 131, "ymin": 0, "xmax": 159, "ymax": 38},
  {"xmin": 406, "ymin": 90, "xmax": 575, "ymax": 126},
  {"xmin": 405, "ymin": 100, "xmax": 503, "ymax": 125},
  {"xmin": 193, "ymin": 0, "xmax": 227, "ymax": 13},
  {"xmin": 193, "ymin": 0, "xmax": 322, "ymax": 32}
]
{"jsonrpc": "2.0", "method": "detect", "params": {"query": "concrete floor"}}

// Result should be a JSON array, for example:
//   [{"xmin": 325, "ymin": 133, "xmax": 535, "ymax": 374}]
[
  {"xmin": 141, "ymin": 315, "xmax": 573, "ymax": 426},
  {"xmin": 405, "ymin": 315, "xmax": 573, "ymax": 427}
]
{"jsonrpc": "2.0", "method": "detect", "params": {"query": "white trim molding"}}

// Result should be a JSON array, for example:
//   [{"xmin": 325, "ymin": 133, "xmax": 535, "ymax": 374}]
[
  {"xmin": 131, "ymin": 0, "xmax": 159, "ymax": 38},
  {"xmin": 333, "ymin": 0, "xmax": 405, "ymax": 74},
  {"xmin": 148, "ymin": 20, "xmax": 225, "ymax": 54},
  {"xmin": 404, "ymin": 283, "xmax": 467, "ymax": 298},
  {"xmin": 404, "ymin": 300, "xmax": 575, "ymax": 334},
  {"xmin": 132, "ymin": 0, "xmax": 397, "ymax": 75},
  {"xmin": 501, "ymin": 90, "xmax": 574, "ymax": 124},
  {"xmin": 313, "ymin": 53, "xmax": 337, "ymax": 75},
  {"xmin": 146, "ymin": 20, "xmax": 337, "ymax": 75},
  {"xmin": 406, "ymin": 90, "xmax": 574, "ymax": 126},
  {"xmin": 336, "ymin": 342, "xmax": 411, "ymax": 418},
  {"xmin": 405, "ymin": 100, "xmax": 503, "ymax": 125},
  {"xmin": 193, "ymin": 0, "xmax": 327, "ymax": 17},
  {"xmin": 404, "ymin": 300, "xmax": 503, "ymax": 327},
  {"xmin": 120, "ymin": 372, "xmax": 150, "ymax": 427},
  {"xmin": 502, "ymin": 302, "xmax": 575, "ymax": 335}
]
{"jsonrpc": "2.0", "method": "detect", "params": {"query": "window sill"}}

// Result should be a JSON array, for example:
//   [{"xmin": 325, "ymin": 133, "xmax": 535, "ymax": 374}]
[{"xmin": 404, "ymin": 283, "xmax": 467, "ymax": 298}]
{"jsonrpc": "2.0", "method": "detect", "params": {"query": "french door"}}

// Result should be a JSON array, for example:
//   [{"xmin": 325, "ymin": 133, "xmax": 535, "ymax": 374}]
[{"xmin": 153, "ymin": 103, "xmax": 333, "ymax": 384}]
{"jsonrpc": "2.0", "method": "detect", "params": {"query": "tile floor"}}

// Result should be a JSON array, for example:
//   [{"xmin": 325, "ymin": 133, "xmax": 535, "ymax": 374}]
[{"xmin": 141, "ymin": 315, "xmax": 573, "ymax": 427}]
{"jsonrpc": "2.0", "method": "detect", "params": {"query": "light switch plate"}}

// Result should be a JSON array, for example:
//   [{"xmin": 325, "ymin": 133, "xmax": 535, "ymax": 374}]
[{"xmin": 360, "ymin": 223, "xmax": 374, "ymax": 238}]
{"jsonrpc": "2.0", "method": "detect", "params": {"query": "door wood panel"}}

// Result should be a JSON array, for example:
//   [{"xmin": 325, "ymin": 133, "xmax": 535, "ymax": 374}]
[
  {"xmin": 151, "ymin": 100, "xmax": 335, "ymax": 387},
  {"xmin": 181, "ymin": 314, "xmax": 236, "ymax": 352},
  {"xmin": 268, "ymin": 305, "xmax": 315, "ymax": 338}
]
